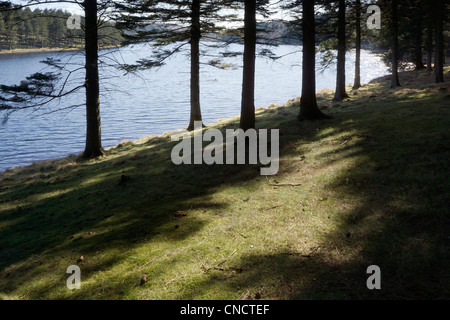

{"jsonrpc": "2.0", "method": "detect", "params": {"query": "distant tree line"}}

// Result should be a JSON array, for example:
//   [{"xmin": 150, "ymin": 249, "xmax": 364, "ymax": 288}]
[
  {"xmin": 0, "ymin": 7, "xmax": 121, "ymax": 51},
  {"xmin": 374, "ymin": 0, "xmax": 449, "ymax": 85}
]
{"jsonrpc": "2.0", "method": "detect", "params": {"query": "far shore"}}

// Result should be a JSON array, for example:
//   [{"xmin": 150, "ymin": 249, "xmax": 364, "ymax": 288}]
[
  {"xmin": 0, "ymin": 47, "xmax": 83, "ymax": 55},
  {"xmin": 0, "ymin": 45, "xmax": 121, "ymax": 55}
]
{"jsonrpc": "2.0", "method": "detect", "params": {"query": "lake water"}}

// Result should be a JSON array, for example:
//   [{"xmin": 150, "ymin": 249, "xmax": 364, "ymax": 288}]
[{"xmin": 0, "ymin": 44, "xmax": 388, "ymax": 172}]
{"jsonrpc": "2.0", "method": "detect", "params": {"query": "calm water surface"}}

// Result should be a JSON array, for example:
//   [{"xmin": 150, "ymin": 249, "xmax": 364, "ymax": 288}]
[{"xmin": 0, "ymin": 44, "xmax": 388, "ymax": 171}]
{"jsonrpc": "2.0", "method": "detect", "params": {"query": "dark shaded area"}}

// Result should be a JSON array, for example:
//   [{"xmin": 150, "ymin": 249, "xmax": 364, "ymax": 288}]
[{"xmin": 169, "ymin": 80, "xmax": 450, "ymax": 299}]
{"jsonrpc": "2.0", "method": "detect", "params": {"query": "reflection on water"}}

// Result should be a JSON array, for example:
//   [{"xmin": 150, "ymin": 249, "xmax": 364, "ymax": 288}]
[{"xmin": 0, "ymin": 44, "xmax": 388, "ymax": 171}]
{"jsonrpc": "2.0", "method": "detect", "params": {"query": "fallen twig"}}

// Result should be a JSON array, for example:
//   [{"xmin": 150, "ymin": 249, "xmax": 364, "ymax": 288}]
[
  {"xmin": 216, "ymin": 249, "xmax": 237, "ymax": 267},
  {"xmin": 196, "ymin": 255, "xmax": 209, "ymax": 272},
  {"xmin": 165, "ymin": 276, "xmax": 185, "ymax": 286},
  {"xmin": 264, "ymin": 205, "xmax": 283, "ymax": 211},
  {"xmin": 266, "ymin": 176, "xmax": 301, "ymax": 187},
  {"xmin": 197, "ymin": 249, "xmax": 238, "ymax": 272},
  {"xmin": 138, "ymin": 257, "xmax": 156, "ymax": 271}
]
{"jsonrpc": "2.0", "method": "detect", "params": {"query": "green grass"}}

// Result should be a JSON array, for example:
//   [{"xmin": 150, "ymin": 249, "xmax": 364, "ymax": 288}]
[{"xmin": 0, "ymin": 67, "xmax": 449, "ymax": 300}]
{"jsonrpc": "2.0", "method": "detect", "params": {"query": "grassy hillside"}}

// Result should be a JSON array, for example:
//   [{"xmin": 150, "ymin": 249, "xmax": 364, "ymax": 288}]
[{"xmin": 0, "ymin": 67, "xmax": 449, "ymax": 300}]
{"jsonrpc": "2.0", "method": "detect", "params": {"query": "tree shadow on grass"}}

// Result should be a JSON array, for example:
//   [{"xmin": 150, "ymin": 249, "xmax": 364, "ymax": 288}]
[
  {"xmin": 0, "ymin": 111, "xmax": 323, "ymax": 298},
  {"xmin": 172, "ymin": 85, "xmax": 449, "ymax": 300},
  {"xmin": 0, "ymin": 72, "xmax": 449, "ymax": 299}
]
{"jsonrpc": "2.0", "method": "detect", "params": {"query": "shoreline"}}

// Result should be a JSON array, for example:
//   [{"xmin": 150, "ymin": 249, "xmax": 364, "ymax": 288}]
[
  {"xmin": 0, "ymin": 45, "xmax": 121, "ymax": 55},
  {"xmin": 1, "ymin": 64, "xmax": 441, "ymax": 174},
  {"xmin": 0, "ymin": 72, "xmax": 393, "ymax": 174},
  {"xmin": 0, "ymin": 47, "xmax": 83, "ymax": 55}
]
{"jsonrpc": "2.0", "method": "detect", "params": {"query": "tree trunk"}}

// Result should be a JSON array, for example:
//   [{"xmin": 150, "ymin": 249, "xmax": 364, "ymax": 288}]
[
  {"xmin": 299, "ymin": 0, "xmax": 331, "ymax": 121},
  {"xmin": 187, "ymin": 0, "xmax": 203, "ymax": 131},
  {"xmin": 434, "ymin": 0, "xmax": 445, "ymax": 83},
  {"xmin": 83, "ymin": 0, "xmax": 104, "ymax": 158},
  {"xmin": 240, "ymin": 0, "xmax": 257, "ymax": 130},
  {"xmin": 427, "ymin": 49, "xmax": 433, "ymax": 72},
  {"xmin": 334, "ymin": 0, "xmax": 349, "ymax": 101},
  {"xmin": 426, "ymin": 23, "xmax": 433, "ymax": 72},
  {"xmin": 414, "ymin": 18, "xmax": 425, "ymax": 70},
  {"xmin": 391, "ymin": 0, "xmax": 401, "ymax": 88},
  {"xmin": 353, "ymin": 0, "xmax": 361, "ymax": 90}
]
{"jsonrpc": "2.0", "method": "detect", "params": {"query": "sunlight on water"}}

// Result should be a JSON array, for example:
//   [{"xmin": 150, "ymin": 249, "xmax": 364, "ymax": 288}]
[{"xmin": 0, "ymin": 44, "xmax": 388, "ymax": 171}]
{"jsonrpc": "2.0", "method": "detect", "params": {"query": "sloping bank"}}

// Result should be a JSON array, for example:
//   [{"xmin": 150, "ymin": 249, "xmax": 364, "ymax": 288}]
[{"xmin": 0, "ymin": 66, "xmax": 449, "ymax": 299}]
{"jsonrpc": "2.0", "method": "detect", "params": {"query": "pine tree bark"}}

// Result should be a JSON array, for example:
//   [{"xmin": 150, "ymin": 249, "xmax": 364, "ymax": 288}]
[
  {"xmin": 391, "ymin": 0, "xmax": 401, "ymax": 88},
  {"xmin": 353, "ymin": 0, "xmax": 361, "ymax": 90},
  {"xmin": 187, "ymin": 0, "xmax": 203, "ymax": 130},
  {"xmin": 240, "ymin": 0, "xmax": 256, "ymax": 130},
  {"xmin": 334, "ymin": 0, "xmax": 349, "ymax": 101},
  {"xmin": 426, "ymin": 23, "xmax": 433, "ymax": 72},
  {"xmin": 434, "ymin": 0, "xmax": 445, "ymax": 83},
  {"xmin": 299, "ymin": 0, "xmax": 331, "ymax": 121},
  {"xmin": 83, "ymin": 0, "xmax": 104, "ymax": 158}
]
